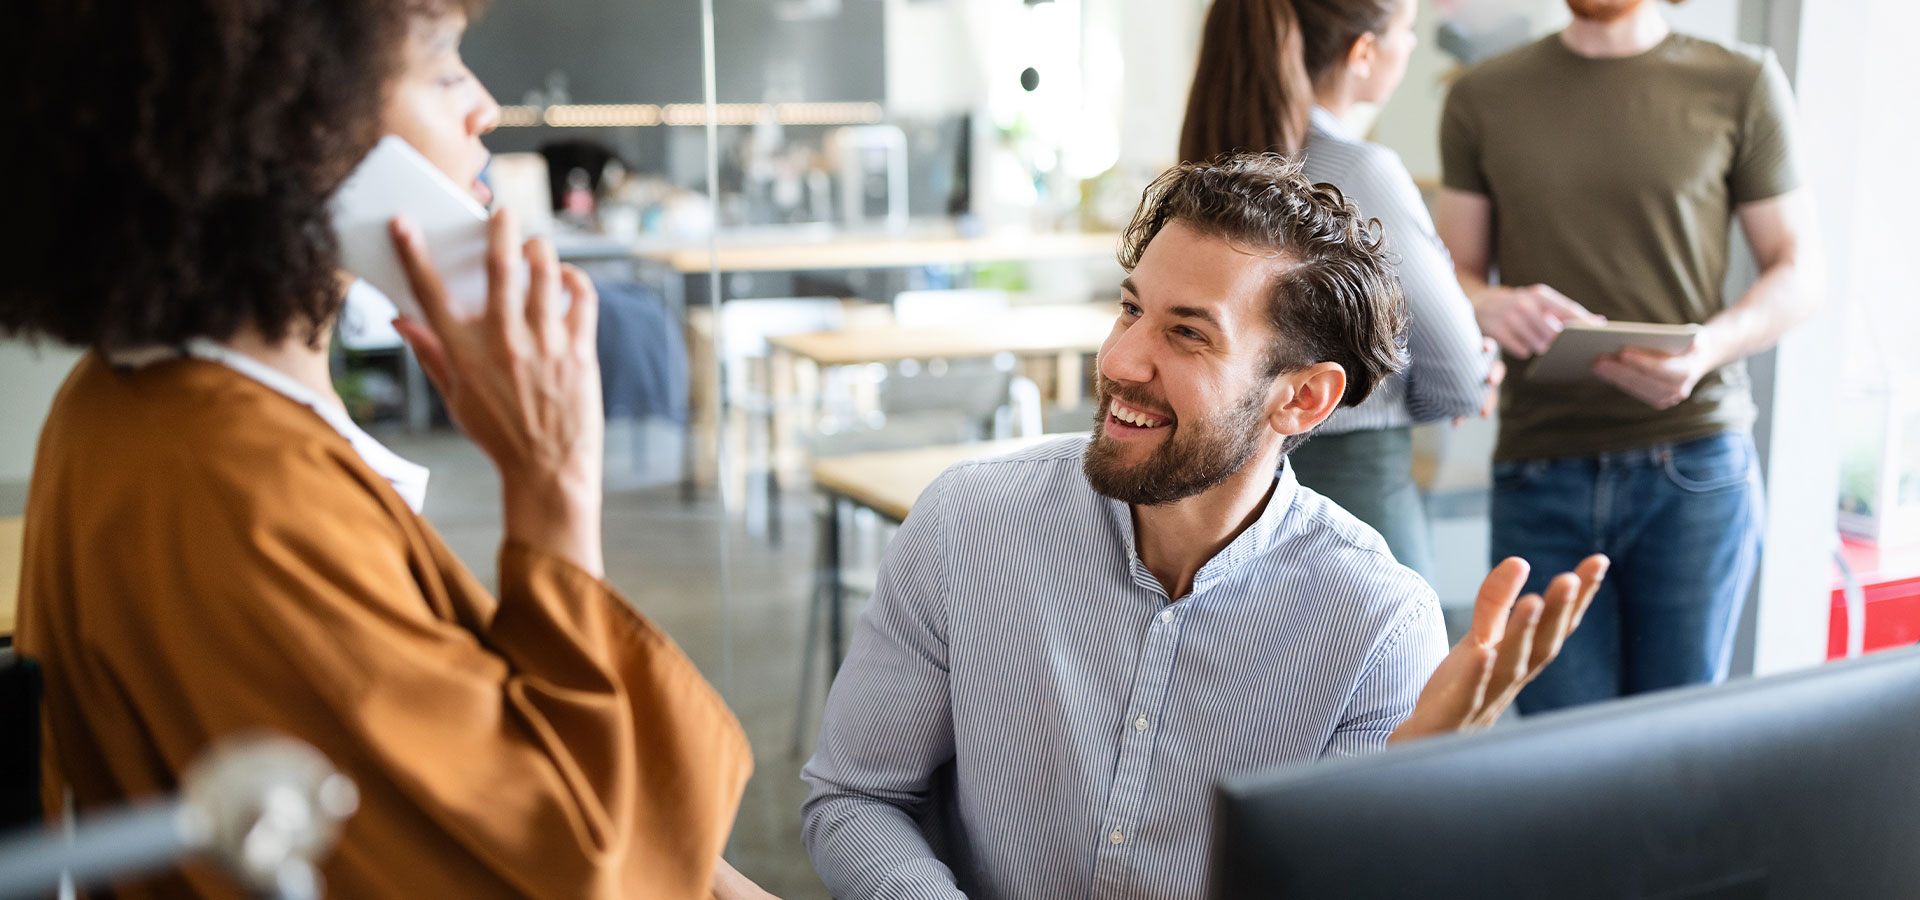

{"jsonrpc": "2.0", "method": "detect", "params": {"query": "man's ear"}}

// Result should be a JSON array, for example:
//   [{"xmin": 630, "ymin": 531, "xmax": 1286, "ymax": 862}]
[{"xmin": 1265, "ymin": 362, "xmax": 1346, "ymax": 439}]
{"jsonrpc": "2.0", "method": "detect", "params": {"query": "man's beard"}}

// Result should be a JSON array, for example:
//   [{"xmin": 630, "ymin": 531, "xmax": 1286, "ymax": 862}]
[
  {"xmin": 1082, "ymin": 378, "xmax": 1270, "ymax": 507},
  {"xmin": 1565, "ymin": 0, "xmax": 1649, "ymax": 23}
]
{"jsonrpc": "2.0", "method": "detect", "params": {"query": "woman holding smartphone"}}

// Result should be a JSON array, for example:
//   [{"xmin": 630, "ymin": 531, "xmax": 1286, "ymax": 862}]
[
  {"xmin": 9, "ymin": 2, "xmax": 772, "ymax": 897},
  {"xmin": 1180, "ymin": 0, "xmax": 1498, "ymax": 579}
]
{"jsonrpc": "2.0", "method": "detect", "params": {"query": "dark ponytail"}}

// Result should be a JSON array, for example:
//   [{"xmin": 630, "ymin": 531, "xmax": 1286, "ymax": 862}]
[{"xmin": 1178, "ymin": 0, "xmax": 1402, "ymax": 162}]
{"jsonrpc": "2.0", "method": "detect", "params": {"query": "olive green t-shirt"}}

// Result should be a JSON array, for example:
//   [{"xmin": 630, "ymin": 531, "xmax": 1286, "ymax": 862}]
[{"xmin": 1440, "ymin": 32, "xmax": 1800, "ymax": 462}]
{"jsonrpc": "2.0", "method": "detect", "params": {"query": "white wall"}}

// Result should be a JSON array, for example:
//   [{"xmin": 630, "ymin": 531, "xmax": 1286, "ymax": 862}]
[
  {"xmin": 1111, "ymin": 0, "xmax": 1205, "ymax": 173},
  {"xmin": 1747, "ymin": 0, "xmax": 1916, "ymax": 675},
  {"xmin": 0, "ymin": 341, "xmax": 80, "ymax": 483},
  {"xmin": 882, "ymin": 0, "xmax": 987, "ymax": 117}
]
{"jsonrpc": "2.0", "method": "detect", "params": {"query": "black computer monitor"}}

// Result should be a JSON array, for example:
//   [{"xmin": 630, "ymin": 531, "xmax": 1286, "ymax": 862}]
[{"xmin": 1211, "ymin": 645, "xmax": 1920, "ymax": 899}]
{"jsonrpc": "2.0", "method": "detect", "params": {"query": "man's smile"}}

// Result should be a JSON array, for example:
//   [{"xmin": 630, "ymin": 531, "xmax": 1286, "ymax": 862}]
[{"xmin": 1104, "ymin": 397, "xmax": 1174, "ymax": 439}]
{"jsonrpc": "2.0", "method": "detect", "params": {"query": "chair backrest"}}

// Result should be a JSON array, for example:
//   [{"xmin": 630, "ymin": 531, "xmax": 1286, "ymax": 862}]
[
  {"xmin": 715, "ymin": 297, "xmax": 848, "ymax": 362},
  {"xmin": 714, "ymin": 297, "xmax": 850, "ymax": 404},
  {"xmin": 0, "ymin": 650, "xmax": 42, "ymax": 831},
  {"xmin": 880, "ymin": 357, "xmax": 1015, "ymax": 425}
]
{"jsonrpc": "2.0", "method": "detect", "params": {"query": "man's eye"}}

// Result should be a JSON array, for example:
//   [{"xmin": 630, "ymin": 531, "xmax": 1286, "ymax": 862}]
[
  {"xmin": 1174, "ymin": 327, "xmax": 1204, "ymax": 341},
  {"xmin": 1120, "ymin": 302, "xmax": 1141, "ymax": 318}
]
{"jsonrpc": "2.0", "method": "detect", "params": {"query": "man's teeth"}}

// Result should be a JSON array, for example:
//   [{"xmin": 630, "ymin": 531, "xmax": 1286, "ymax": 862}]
[{"xmin": 1110, "ymin": 402, "xmax": 1168, "ymax": 428}]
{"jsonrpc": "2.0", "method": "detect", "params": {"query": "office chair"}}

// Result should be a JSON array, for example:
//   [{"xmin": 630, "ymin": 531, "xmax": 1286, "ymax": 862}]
[
  {"xmin": 0, "ymin": 732, "xmax": 357, "ymax": 900},
  {"xmin": 0, "ymin": 651, "xmax": 39, "ymax": 833}
]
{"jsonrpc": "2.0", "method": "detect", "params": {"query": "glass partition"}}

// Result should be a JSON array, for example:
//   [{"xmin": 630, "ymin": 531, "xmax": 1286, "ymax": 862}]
[
  {"xmin": 699, "ymin": 2, "xmax": 1196, "ymax": 894},
  {"xmin": 449, "ymin": 0, "xmax": 737, "ymax": 702}
]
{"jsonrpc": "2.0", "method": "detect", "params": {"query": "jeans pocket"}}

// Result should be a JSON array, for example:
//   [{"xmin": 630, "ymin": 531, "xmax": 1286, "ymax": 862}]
[
  {"xmin": 1661, "ymin": 436, "xmax": 1753, "ymax": 493},
  {"xmin": 1492, "ymin": 459, "xmax": 1550, "ymax": 490}
]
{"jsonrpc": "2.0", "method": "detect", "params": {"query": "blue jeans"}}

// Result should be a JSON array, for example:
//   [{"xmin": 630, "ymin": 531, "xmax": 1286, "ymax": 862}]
[{"xmin": 1491, "ymin": 433, "xmax": 1762, "ymax": 714}]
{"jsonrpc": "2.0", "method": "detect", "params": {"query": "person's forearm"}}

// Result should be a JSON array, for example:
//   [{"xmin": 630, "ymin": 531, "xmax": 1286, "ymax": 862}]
[
  {"xmin": 1406, "ymin": 341, "xmax": 1496, "ymax": 423},
  {"xmin": 1390, "ymin": 214, "xmax": 1495, "ymax": 422},
  {"xmin": 712, "ymin": 858, "xmax": 783, "ymax": 900},
  {"xmin": 802, "ymin": 795, "xmax": 968, "ymax": 899},
  {"xmin": 1404, "ymin": 280, "xmax": 1498, "ymax": 423},
  {"xmin": 1454, "ymin": 268, "xmax": 1503, "ymax": 310},
  {"xmin": 1698, "ymin": 256, "xmax": 1821, "ymax": 371},
  {"xmin": 503, "ymin": 471, "xmax": 604, "ymax": 578}
]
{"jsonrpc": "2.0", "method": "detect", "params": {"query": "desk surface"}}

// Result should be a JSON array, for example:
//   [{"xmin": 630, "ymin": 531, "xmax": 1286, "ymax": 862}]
[
  {"xmin": 811, "ymin": 435, "xmax": 1072, "ymax": 523},
  {"xmin": 1, "ymin": 517, "xmax": 21, "ymax": 640},
  {"xmin": 768, "ymin": 303, "xmax": 1115, "ymax": 367},
  {"xmin": 643, "ymin": 230, "xmax": 1121, "ymax": 275}
]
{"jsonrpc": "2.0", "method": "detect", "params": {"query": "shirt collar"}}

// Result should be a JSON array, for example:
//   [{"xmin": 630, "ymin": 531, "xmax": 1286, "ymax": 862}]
[
  {"xmin": 110, "ymin": 339, "xmax": 431, "ymax": 513},
  {"xmin": 1308, "ymin": 105, "xmax": 1355, "ymax": 141},
  {"xmin": 1100, "ymin": 457, "xmax": 1302, "ymax": 600}
]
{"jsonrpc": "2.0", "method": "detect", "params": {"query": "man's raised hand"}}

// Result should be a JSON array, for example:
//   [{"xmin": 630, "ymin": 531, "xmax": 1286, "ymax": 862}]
[{"xmin": 1390, "ymin": 554, "xmax": 1608, "ymax": 742}]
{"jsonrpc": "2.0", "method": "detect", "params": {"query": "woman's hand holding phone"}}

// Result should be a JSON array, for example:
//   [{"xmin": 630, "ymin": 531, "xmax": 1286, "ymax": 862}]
[{"xmin": 389, "ymin": 208, "xmax": 607, "ymax": 577}]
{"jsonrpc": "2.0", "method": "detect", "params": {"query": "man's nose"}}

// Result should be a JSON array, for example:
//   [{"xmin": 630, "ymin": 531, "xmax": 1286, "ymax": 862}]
[{"xmin": 1099, "ymin": 322, "xmax": 1155, "ymax": 387}]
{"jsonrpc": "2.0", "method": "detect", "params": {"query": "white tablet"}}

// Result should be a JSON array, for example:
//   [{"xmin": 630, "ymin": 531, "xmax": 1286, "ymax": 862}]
[
  {"xmin": 330, "ymin": 135, "xmax": 493, "ymax": 322},
  {"xmin": 1525, "ymin": 321, "xmax": 1703, "ymax": 383}
]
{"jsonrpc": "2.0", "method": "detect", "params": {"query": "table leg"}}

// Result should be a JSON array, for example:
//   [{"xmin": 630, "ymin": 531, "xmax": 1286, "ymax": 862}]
[
  {"xmin": 789, "ymin": 494, "xmax": 834, "ymax": 757},
  {"xmin": 827, "ymin": 496, "xmax": 846, "ymax": 675},
  {"xmin": 766, "ymin": 350, "xmax": 787, "ymax": 546},
  {"xmin": 1055, "ymin": 350, "xmax": 1086, "ymax": 409},
  {"xmin": 672, "ymin": 268, "xmax": 700, "ymax": 505}
]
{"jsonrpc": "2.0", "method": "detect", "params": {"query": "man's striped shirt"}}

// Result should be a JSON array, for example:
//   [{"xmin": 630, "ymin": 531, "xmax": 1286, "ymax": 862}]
[{"xmin": 802, "ymin": 436, "xmax": 1447, "ymax": 899}]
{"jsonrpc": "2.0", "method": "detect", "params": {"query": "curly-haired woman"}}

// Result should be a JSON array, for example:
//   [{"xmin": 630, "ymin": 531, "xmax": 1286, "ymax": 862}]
[{"xmin": 7, "ymin": 3, "xmax": 770, "ymax": 897}]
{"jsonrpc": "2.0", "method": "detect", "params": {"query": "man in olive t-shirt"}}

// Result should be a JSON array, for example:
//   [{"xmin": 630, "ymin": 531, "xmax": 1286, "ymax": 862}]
[{"xmin": 1434, "ymin": 0, "xmax": 1821, "ymax": 713}]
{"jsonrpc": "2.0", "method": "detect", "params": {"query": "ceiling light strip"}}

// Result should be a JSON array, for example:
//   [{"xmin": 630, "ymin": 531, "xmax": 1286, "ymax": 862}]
[{"xmin": 495, "ymin": 102, "xmax": 884, "ymax": 128}]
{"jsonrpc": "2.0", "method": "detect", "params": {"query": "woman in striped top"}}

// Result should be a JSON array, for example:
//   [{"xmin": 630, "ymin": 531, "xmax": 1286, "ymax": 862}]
[{"xmin": 1180, "ymin": 0, "xmax": 1499, "ymax": 578}]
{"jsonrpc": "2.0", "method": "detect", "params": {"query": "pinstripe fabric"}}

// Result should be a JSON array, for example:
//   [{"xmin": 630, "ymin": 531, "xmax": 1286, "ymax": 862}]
[
  {"xmin": 1304, "ymin": 106, "xmax": 1494, "ymax": 434},
  {"xmin": 801, "ymin": 435, "xmax": 1448, "ymax": 899}
]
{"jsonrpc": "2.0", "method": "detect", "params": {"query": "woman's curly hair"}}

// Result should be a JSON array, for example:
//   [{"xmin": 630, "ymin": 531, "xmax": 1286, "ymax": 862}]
[
  {"xmin": 1118, "ymin": 152, "xmax": 1410, "ymax": 411},
  {"xmin": 1, "ymin": 0, "xmax": 481, "ymax": 351}
]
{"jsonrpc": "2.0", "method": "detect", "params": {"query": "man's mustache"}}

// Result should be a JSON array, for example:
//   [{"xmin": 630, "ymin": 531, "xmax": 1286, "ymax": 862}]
[{"xmin": 1098, "ymin": 380, "xmax": 1176, "ymax": 420}]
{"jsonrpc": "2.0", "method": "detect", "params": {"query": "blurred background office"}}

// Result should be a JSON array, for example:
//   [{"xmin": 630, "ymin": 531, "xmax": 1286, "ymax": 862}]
[{"xmin": 0, "ymin": 0, "xmax": 1914, "ymax": 896}]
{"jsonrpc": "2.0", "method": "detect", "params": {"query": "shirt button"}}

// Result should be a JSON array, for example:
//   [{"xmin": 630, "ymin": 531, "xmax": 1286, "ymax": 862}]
[
  {"xmin": 1134, "ymin": 717, "xmax": 1149, "ymax": 732},
  {"xmin": 1157, "ymin": 609, "xmax": 1175, "ymax": 624},
  {"xmin": 1109, "ymin": 830, "xmax": 1126, "ymax": 845}
]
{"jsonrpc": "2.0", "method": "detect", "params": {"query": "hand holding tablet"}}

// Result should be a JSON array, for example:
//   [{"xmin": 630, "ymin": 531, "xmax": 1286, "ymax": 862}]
[{"xmin": 1526, "ymin": 321, "xmax": 1704, "ymax": 383}]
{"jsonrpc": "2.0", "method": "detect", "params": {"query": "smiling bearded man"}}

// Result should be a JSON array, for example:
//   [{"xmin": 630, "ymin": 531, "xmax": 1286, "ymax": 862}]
[{"xmin": 801, "ymin": 153, "xmax": 1608, "ymax": 900}]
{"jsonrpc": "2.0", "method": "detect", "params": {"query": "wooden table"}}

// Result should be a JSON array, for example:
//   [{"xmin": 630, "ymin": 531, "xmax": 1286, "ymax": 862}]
[
  {"xmin": 812, "ymin": 436, "xmax": 1065, "ymax": 524},
  {"xmin": 750, "ymin": 305, "xmax": 1111, "ymax": 544},
  {"xmin": 767, "ymin": 302, "xmax": 1115, "ymax": 368},
  {"xmin": 1, "ymin": 518, "xmax": 22, "ymax": 644},
  {"xmin": 603, "ymin": 226, "xmax": 1119, "ymax": 505}
]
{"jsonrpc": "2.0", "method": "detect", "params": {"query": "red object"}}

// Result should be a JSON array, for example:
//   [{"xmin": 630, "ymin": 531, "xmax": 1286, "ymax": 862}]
[{"xmin": 1828, "ymin": 538, "xmax": 1920, "ymax": 660}]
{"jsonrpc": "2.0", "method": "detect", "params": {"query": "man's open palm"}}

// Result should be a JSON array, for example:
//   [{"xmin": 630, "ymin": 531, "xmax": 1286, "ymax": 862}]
[{"xmin": 1390, "ymin": 554, "xmax": 1609, "ymax": 742}]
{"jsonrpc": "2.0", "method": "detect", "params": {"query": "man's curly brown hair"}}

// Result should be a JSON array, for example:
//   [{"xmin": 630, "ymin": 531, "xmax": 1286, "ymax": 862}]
[
  {"xmin": 1, "ymin": 0, "xmax": 484, "ymax": 351},
  {"xmin": 1118, "ymin": 152, "xmax": 1410, "ymax": 413}
]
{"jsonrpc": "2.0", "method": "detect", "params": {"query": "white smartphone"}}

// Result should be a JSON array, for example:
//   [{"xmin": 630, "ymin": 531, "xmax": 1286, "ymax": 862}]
[{"xmin": 330, "ymin": 135, "xmax": 498, "ymax": 321}]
